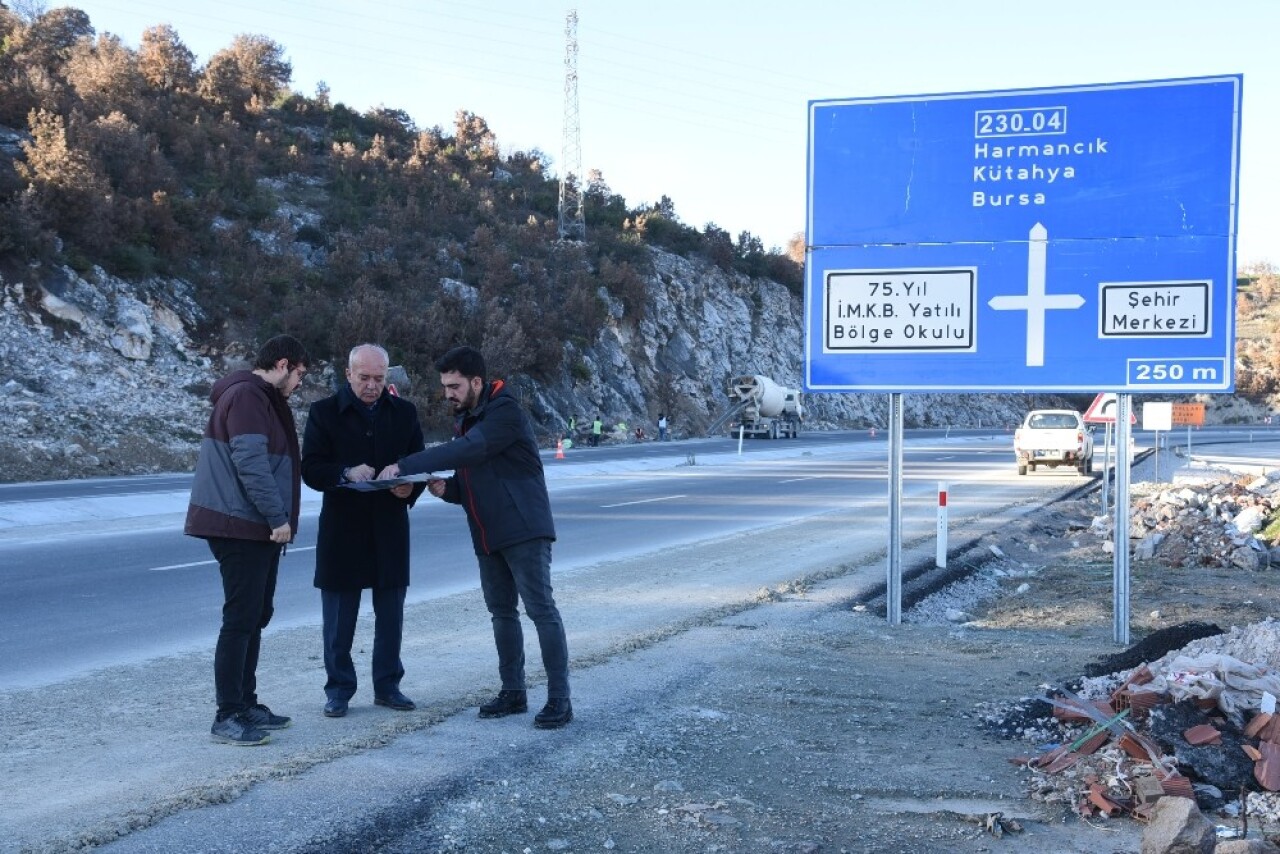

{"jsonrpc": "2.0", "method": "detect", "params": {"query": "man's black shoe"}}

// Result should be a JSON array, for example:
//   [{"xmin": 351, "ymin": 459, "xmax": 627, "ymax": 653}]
[
  {"xmin": 210, "ymin": 712, "xmax": 270, "ymax": 745},
  {"xmin": 243, "ymin": 702, "xmax": 291, "ymax": 730},
  {"xmin": 534, "ymin": 698, "xmax": 573, "ymax": 729},
  {"xmin": 374, "ymin": 691, "xmax": 416, "ymax": 711},
  {"xmin": 478, "ymin": 689, "xmax": 527, "ymax": 718},
  {"xmin": 323, "ymin": 698, "xmax": 348, "ymax": 718}
]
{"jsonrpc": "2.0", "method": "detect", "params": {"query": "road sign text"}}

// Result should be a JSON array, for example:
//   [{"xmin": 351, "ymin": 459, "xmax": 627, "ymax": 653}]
[
  {"xmin": 1100, "ymin": 282, "xmax": 1210, "ymax": 337},
  {"xmin": 825, "ymin": 269, "xmax": 975, "ymax": 353}
]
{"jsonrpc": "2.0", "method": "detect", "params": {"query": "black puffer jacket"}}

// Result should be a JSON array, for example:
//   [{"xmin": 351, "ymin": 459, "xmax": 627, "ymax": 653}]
[{"xmin": 397, "ymin": 381, "xmax": 554, "ymax": 555}]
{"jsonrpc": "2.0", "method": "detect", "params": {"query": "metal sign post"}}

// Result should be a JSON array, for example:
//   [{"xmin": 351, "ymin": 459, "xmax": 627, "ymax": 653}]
[
  {"xmin": 886, "ymin": 393, "xmax": 904, "ymax": 625},
  {"xmin": 1113, "ymin": 394, "xmax": 1132, "ymax": 646},
  {"xmin": 1101, "ymin": 422, "xmax": 1112, "ymax": 516}
]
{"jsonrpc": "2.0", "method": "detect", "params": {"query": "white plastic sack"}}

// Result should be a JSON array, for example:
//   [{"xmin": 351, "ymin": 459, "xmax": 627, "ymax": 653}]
[{"xmin": 1134, "ymin": 652, "xmax": 1280, "ymax": 725}]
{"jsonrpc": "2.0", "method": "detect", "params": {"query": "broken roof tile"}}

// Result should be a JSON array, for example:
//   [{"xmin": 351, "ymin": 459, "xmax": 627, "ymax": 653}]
[
  {"xmin": 1052, "ymin": 697, "xmax": 1116, "ymax": 723},
  {"xmin": 1256, "ymin": 742, "xmax": 1280, "ymax": 792},
  {"xmin": 1183, "ymin": 723, "xmax": 1222, "ymax": 746},
  {"xmin": 1244, "ymin": 711, "xmax": 1274, "ymax": 739},
  {"xmin": 1119, "ymin": 732, "xmax": 1165, "ymax": 762},
  {"xmin": 1076, "ymin": 731, "xmax": 1110, "ymax": 756},
  {"xmin": 1256, "ymin": 714, "xmax": 1280, "ymax": 744},
  {"xmin": 1087, "ymin": 783, "xmax": 1124, "ymax": 816},
  {"xmin": 1112, "ymin": 688, "xmax": 1163, "ymax": 720},
  {"xmin": 1044, "ymin": 751, "xmax": 1083, "ymax": 774},
  {"xmin": 1157, "ymin": 773, "xmax": 1195, "ymax": 800}
]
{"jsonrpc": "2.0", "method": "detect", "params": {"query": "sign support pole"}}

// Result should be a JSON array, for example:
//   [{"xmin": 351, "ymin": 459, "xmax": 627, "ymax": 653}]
[
  {"xmin": 1154, "ymin": 430, "xmax": 1161, "ymax": 483},
  {"xmin": 1100, "ymin": 423, "xmax": 1112, "ymax": 516},
  {"xmin": 1113, "ymin": 394, "xmax": 1132, "ymax": 646},
  {"xmin": 886, "ymin": 393, "xmax": 904, "ymax": 625}
]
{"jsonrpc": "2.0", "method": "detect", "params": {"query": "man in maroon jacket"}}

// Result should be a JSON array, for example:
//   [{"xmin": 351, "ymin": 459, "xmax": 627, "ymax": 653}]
[{"xmin": 185, "ymin": 334, "xmax": 310, "ymax": 745}]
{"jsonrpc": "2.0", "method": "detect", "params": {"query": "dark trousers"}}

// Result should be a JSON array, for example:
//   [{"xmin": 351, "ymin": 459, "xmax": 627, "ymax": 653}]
[
  {"xmin": 209, "ymin": 537, "xmax": 281, "ymax": 718},
  {"xmin": 477, "ymin": 537, "xmax": 570, "ymax": 699},
  {"xmin": 321, "ymin": 586, "xmax": 407, "ymax": 701}
]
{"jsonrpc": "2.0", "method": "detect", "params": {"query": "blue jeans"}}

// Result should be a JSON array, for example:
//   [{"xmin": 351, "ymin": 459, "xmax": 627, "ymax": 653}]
[
  {"xmin": 320, "ymin": 586, "xmax": 407, "ymax": 701},
  {"xmin": 478, "ymin": 538, "xmax": 570, "ymax": 699},
  {"xmin": 209, "ymin": 537, "xmax": 281, "ymax": 718}
]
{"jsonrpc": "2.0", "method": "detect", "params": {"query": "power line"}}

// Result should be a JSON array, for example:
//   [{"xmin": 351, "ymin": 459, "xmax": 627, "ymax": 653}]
[{"xmin": 79, "ymin": 0, "xmax": 813, "ymax": 125}]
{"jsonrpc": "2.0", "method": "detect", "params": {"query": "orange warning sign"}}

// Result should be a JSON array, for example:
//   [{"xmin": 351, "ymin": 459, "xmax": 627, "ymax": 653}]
[{"xmin": 1171, "ymin": 403, "xmax": 1205, "ymax": 426}]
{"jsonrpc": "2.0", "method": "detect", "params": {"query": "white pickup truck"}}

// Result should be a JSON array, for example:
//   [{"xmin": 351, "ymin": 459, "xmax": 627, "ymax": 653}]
[{"xmin": 1013, "ymin": 409, "xmax": 1095, "ymax": 476}]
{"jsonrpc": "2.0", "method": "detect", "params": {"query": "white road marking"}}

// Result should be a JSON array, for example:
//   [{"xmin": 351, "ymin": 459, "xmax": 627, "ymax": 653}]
[
  {"xmin": 779, "ymin": 476, "xmax": 822, "ymax": 483},
  {"xmin": 149, "ymin": 545, "xmax": 315, "ymax": 571},
  {"xmin": 601, "ymin": 495, "xmax": 687, "ymax": 509}
]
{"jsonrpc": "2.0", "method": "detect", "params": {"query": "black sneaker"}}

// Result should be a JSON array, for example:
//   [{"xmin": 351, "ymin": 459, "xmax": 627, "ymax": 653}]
[
  {"xmin": 478, "ymin": 689, "xmax": 528, "ymax": 718},
  {"xmin": 534, "ymin": 698, "xmax": 573, "ymax": 729},
  {"xmin": 210, "ymin": 712, "xmax": 270, "ymax": 745},
  {"xmin": 243, "ymin": 703, "xmax": 291, "ymax": 730}
]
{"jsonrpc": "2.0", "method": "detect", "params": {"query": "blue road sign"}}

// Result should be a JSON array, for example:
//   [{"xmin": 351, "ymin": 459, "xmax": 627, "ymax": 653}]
[{"xmin": 804, "ymin": 75, "xmax": 1242, "ymax": 393}]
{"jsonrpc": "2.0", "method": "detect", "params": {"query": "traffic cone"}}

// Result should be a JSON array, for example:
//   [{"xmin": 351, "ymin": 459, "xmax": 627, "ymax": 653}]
[{"xmin": 555, "ymin": 439, "xmax": 565, "ymax": 460}]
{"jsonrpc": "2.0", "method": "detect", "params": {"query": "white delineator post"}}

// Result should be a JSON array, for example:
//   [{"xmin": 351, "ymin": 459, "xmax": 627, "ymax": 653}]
[
  {"xmin": 936, "ymin": 481, "xmax": 948, "ymax": 568},
  {"xmin": 737, "ymin": 424, "xmax": 745, "ymax": 455}
]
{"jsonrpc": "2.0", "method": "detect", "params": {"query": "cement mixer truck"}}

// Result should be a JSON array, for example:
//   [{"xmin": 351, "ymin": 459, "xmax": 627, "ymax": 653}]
[{"xmin": 726, "ymin": 374, "xmax": 804, "ymax": 439}]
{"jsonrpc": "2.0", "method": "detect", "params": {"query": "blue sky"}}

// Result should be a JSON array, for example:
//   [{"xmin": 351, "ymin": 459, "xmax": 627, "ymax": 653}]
[{"xmin": 69, "ymin": 0, "xmax": 1278, "ymax": 266}]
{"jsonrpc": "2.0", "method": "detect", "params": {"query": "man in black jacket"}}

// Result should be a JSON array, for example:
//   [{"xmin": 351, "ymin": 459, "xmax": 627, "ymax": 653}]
[
  {"xmin": 379, "ymin": 346, "xmax": 572, "ymax": 728},
  {"xmin": 302, "ymin": 344, "xmax": 426, "ymax": 718}
]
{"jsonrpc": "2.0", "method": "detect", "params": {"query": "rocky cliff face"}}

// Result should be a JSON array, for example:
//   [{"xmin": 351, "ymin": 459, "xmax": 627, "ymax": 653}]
[
  {"xmin": 0, "ymin": 251, "xmax": 1259, "ymax": 483},
  {"xmin": 0, "ymin": 266, "xmax": 214, "ymax": 481},
  {"xmin": 523, "ymin": 248, "xmax": 1065, "ymax": 439}
]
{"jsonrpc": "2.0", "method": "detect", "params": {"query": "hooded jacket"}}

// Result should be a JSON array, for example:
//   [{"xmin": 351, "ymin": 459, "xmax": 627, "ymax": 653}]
[
  {"xmin": 396, "ymin": 380, "xmax": 554, "ymax": 555},
  {"xmin": 184, "ymin": 370, "xmax": 302, "ymax": 542}
]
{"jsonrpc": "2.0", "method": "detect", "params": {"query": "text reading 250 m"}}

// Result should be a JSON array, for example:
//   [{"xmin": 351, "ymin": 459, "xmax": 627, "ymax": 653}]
[{"xmin": 974, "ymin": 107, "xmax": 1067, "ymax": 139}]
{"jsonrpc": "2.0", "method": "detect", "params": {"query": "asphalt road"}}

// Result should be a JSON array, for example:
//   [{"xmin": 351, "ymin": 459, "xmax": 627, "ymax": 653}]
[
  {"xmin": 4, "ymin": 428, "xmax": 1277, "ymax": 854},
  {"xmin": 0, "ymin": 430, "xmax": 1044, "ymax": 691},
  {"xmin": 2, "ymin": 425, "xmax": 1269, "ymax": 691}
]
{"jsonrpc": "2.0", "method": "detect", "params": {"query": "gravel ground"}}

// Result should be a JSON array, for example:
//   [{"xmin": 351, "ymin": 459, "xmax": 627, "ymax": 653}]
[{"xmin": 87, "ymin": 557, "xmax": 1141, "ymax": 854}]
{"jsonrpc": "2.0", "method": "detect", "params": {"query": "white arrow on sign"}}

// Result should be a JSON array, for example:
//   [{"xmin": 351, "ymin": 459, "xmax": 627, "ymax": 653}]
[{"xmin": 987, "ymin": 223, "xmax": 1085, "ymax": 367}]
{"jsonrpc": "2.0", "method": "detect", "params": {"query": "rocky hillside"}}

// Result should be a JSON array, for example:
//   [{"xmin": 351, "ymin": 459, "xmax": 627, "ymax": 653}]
[
  {"xmin": 0, "ymin": 8, "xmax": 1274, "ymax": 484},
  {"xmin": 0, "ymin": 249, "xmax": 1080, "ymax": 484}
]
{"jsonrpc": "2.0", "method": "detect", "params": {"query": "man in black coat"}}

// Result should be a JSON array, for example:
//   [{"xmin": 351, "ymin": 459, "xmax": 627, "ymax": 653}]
[
  {"xmin": 378, "ymin": 346, "xmax": 572, "ymax": 729},
  {"xmin": 301, "ymin": 344, "xmax": 426, "ymax": 718}
]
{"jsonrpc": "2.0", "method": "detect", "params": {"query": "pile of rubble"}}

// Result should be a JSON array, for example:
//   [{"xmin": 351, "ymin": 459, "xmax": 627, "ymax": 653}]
[
  {"xmin": 1119, "ymin": 472, "xmax": 1280, "ymax": 570},
  {"xmin": 990, "ymin": 621, "xmax": 1280, "ymax": 846}
]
